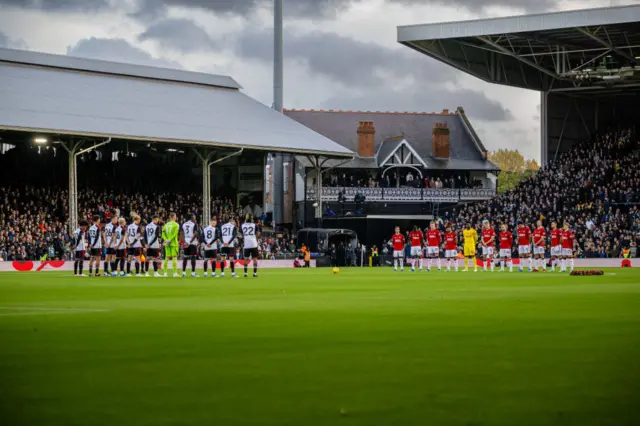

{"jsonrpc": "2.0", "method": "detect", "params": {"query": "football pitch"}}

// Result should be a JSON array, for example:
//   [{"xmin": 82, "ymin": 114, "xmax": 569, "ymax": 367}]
[{"xmin": 1, "ymin": 269, "xmax": 639, "ymax": 426}]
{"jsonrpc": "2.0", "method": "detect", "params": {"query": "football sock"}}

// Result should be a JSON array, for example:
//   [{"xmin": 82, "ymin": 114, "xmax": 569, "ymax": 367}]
[
  {"xmin": 191, "ymin": 257, "xmax": 196, "ymax": 272},
  {"xmin": 153, "ymin": 261, "xmax": 158, "ymax": 272},
  {"xmin": 436, "ymin": 258, "xmax": 441, "ymax": 269},
  {"xmin": 204, "ymin": 260, "xmax": 208, "ymax": 272},
  {"xmin": 221, "ymin": 260, "xmax": 225, "ymax": 273},
  {"xmin": 119, "ymin": 258, "xmax": 125, "ymax": 272},
  {"xmin": 104, "ymin": 261, "xmax": 109, "ymax": 273},
  {"xmin": 89, "ymin": 266, "xmax": 93, "ymax": 275},
  {"xmin": 163, "ymin": 258, "xmax": 168, "ymax": 271},
  {"xmin": 570, "ymin": 259, "xmax": 574, "ymax": 269},
  {"xmin": 211, "ymin": 260, "xmax": 216, "ymax": 274},
  {"xmin": 78, "ymin": 261, "xmax": 84, "ymax": 275},
  {"xmin": 74, "ymin": 261, "xmax": 78, "ymax": 275},
  {"xmin": 182, "ymin": 259, "xmax": 187, "ymax": 272},
  {"xmin": 135, "ymin": 261, "xmax": 140, "ymax": 274},
  {"xmin": 230, "ymin": 260, "xmax": 235, "ymax": 273},
  {"xmin": 418, "ymin": 258, "xmax": 423, "ymax": 269},
  {"xmin": 244, "ymin": 261, "xmax": 248, "ymax": 274},
  {"xmin": 172, "ymin": 258, "xmax": 177, "ymax": 273},
  {"xmin": 126, "ymin": 262, "xmax": 131, "ymax": 274},
  {"xmin": 254, "ymin": 266, "xmax": 258, "ymax": 274}
]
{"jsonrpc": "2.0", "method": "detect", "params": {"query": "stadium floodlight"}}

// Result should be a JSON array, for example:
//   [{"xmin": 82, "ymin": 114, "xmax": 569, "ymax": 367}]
[{"xmin": 34, "ymin": 137, "xmax": 48, "ymax": 144}]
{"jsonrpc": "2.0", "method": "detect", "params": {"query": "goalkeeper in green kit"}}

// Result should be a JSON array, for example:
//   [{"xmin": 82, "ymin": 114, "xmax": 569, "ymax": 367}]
[{"xmin": 162, "ymin": 212, "xmax": 180, "ymax": 277}]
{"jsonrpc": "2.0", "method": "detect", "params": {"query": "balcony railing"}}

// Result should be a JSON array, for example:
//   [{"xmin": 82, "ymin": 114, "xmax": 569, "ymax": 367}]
[{"xmin": 306, "ymin": 186, "xmax": 496, "ymax": 202}]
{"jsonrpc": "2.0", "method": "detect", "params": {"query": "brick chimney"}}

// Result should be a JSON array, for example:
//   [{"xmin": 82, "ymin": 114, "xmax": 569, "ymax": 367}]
[
  {"xmin": 357, "ymin": 121, "xmax": 375, "ymax": 157},
  {"xmin": 432, "ymin": 122, "xmax": 450, "ymax": 158}
]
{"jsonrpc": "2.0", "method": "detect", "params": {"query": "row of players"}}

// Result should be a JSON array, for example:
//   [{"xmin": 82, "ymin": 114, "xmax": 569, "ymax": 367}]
[
  {"xmin": 71, "ymin": 212, "xmax": 261, "ymax": 278},
  {"xmin": 389, "ymin": 220, "xmax": 576, "ymax": 273}
]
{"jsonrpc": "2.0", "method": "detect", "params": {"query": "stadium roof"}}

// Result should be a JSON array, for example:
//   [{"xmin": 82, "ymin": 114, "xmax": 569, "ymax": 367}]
[
  {"xmin": 0, "ymin": 48, "xmax": 353, "ymax": 157},
  {"xmin": 285, "ymin": 108, "xmax": 498, "ymax": 171},
  {"xmin": 397, "ymin": 5, "xmax": 640, "ymax": 93}
]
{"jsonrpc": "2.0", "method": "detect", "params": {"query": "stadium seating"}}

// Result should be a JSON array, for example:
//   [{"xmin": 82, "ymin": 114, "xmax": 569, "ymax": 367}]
[
  {"xmin": 1, "ymin": 128, "xmax": 638, "ymax": 260},
  {"xmin": 448, "ymin": 127, "xmax": 639, "ymax": 258}
]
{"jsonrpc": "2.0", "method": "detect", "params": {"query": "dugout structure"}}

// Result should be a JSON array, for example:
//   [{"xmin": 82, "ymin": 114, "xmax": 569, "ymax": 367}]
[
  {"xmin": 397, "ymin": 5, "xmax": 640, "ymax": 165},
  {"xmin": 0, "ymin": 48, "xmax": 353, "ymax": 231}
]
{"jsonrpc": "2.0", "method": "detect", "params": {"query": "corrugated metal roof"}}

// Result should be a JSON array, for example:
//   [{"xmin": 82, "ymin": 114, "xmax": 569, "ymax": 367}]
[
  {"xmin": 397, "ymin": 5, "xmax": 640, "ymax": 41},
  {"xmin": 0, "ymin": 47, "xmax": 241, "ymax": 89},
  {"xmin": 0, "ymin": 49, "xmax": 353, "ymax": 157}
]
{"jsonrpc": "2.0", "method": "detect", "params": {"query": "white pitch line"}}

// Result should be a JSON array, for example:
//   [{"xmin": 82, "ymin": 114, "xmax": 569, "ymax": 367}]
[
  {"xmin": 0, "ymin": 307, "xmax": 110, "ymax": 312},
  {"xmin": 0, "ymin": 311, "xmax": 97, "ymax": 316}
]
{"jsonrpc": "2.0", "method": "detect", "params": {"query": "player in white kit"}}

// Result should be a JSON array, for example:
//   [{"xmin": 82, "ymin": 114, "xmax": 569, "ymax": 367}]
[
  {"xmin": 114, "ymin": 218, "xmax": 127, "ymax": 276},
  {"xmin": 202, "ymin": 218, "xmax": 220, "ymax": 277},
  {"xmin": 144, "ymin": 216, "xmax": 162, "ymax": 277},
  {"xmin": 73, "ymin": 220, "xmax": 89, "ymax": 276},
  {"xmin": 220, "ymin": 218, "xmax": 239, "ymax": 278},
  {"xmin": 240, "ymin": 215, "xmax": 260, "ymax": 278},
  {"xmin": 181, "ymin": 215, "xmax": 200, "ymax": 277},
  {"xmin": 87, "ymin": 215, "xmax": 103, "ymax": 277},
  {"xmin": 126, "ymin": 216, "xmax": 143, "ymax": 276},
  {"xmin": 103, "ymin": 214, "xmax": 118, "ymax": 276}
]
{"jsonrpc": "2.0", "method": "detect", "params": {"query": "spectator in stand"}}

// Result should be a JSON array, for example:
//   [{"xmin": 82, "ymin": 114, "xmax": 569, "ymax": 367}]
[{"xmin": 450, "ymin": 126, "xmax": 639, "ymax": 258}]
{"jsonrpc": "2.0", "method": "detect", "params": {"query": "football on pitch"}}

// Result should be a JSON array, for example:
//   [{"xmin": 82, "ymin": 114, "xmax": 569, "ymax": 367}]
[{"xmin": 332, "ymin": 267, "xmax": 340, "ymax": 274}]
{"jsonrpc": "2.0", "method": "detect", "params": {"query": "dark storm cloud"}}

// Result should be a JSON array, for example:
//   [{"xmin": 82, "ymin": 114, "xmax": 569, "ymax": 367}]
[
  {"xmin": 322, "ymin": 86, "xmax": 513, "ymax": 121},
  {"xmin": 137, "ymin": 18, "xmax": 512, "ymax": 121},
  {"xmin": 132, "ymin": 0, "xmax": 353, "ymax": 20},
  {"xmin": 0, "ymin": 0, "xmax": 112, "ymax": 12},
  {"xmin": 138, "ymin": 18, "xmax": 451, "ymax": 87},
  {"xmin": 138, "ymin": 18, "xmax": 218, "ymax": 52},
  {"xmin": 236, "ymin": 28, "xmax": 453, "ymax": 87},
  {"xmin": 66, "ymin": 37, "xmax": 183, "ymax": 69},
  {"xmin": 387, "ymin": 0, "xmax": 557, "ymax": 13},
  {"xmin": 0, "ymin": 0, "xmax": 560, "ymax": 18}
]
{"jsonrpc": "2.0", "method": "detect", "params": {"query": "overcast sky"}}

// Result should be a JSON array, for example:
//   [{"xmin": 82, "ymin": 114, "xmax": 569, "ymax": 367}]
[{"xmin": 0, "ymin": 0, "xmax": 633, "ymax": 160}]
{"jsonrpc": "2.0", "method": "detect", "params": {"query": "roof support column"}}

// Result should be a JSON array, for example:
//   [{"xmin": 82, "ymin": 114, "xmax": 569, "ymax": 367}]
[
  {"xmin": 272, "ymin": 154, "xmax": 284, "ymax": 226},
  {"xmin": 554, "ymin": 104, "xmax": 571, "ymax": 162},
  {"xmin": 195, "ymin": 148, "xmax": 244, "ymax": 225},
  {"xmin": 59, "ymin": 138, "xmax": 111, "ymax": 233},
  {"xmin": 540, "ymin": 91, "xmax": 549, "ymax": 165},
  {"xmin": 315, "ymin": 165, "xmax": 323, "ymax": 228}
]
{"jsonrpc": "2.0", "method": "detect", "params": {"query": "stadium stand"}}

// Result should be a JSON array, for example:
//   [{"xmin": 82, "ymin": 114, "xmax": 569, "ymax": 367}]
[
  {"xmin": 0, "ymin": 146, "xmax": 296, "ymax": 261},
  {"xmin": 446, "ymin": 126, "xmax": 640, "ymax": 259}
]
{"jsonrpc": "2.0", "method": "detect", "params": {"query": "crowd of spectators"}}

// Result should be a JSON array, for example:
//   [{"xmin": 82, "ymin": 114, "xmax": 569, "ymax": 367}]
[
  {"xmin": 2, "ymin": 125, "xmax": 639, "ymax": 261},
  {"xmin": 438, "ymin": 126, "xmax": 640, "ymax": 258},
  {"xmin": 0, "ymin": 185, "xmax": 301, "ymax": 261},
  {"xmin": 323, "ymin": 170, "xmax": 476, "ymax": 189}
]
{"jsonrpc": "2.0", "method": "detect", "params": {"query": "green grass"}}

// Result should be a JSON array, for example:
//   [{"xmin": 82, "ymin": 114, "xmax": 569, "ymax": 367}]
[{"xmin": 1, "ymin": 268, "xmax": 639, "ymax": 426}]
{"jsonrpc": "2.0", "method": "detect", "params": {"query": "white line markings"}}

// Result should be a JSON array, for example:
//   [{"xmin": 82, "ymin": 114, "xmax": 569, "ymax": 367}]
[{"xmin": 0, "ymin": 306, "xmax": 110, "ymax": 316}]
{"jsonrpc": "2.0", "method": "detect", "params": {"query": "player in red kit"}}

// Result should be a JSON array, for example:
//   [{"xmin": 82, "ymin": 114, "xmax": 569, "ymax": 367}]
[
  {"xmin": 408, "ymin": 225, "xmax": 424, "ymax": 272},
  {"xmin": 532, "ymin": 220, "xmax": 547, "ymax": 272},
  {"xmin": 516, "ymin": 221, "xmax": 532, "ymax": 272},
  {"xmin": 390, "ymin": 226, "xmax": 406, "ymax": 272},
  {"xmin": 498, "ymin": 223, "xmax": 513, "ymax": 272},
  {"xmin": 480, "ymin": 220, "xmax": 496, "ymax": 272},
  {"xmin": 444, "ymin": 225, "xmax": 459, "ymax": 272},
  {"xmin": 560, "ymin": 222, "xmax": 575, "ymax": 272},
  {"xmin": 425, "ymin": 222, "xmax": 442, "ymax": 271},
  {"xmin": 549, "ymin": 221, "xmax": 562, "ymax": 272}
]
